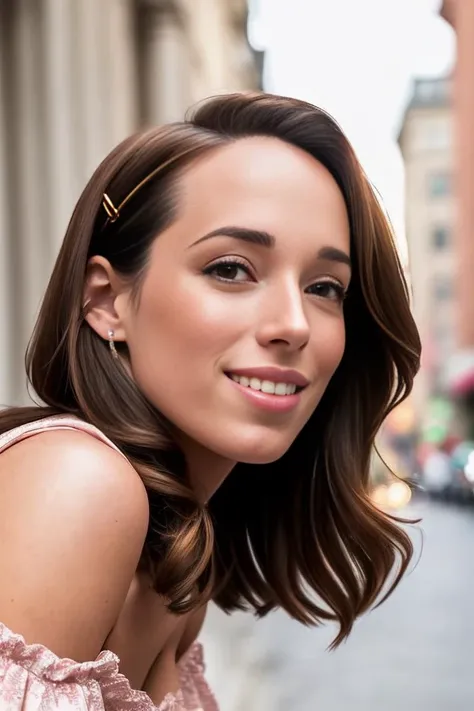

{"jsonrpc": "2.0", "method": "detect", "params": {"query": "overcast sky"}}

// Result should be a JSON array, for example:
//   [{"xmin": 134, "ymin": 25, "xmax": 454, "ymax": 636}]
[{"xmin": 248, "ymin": 0, "xmax": 456, "ymax": 262}]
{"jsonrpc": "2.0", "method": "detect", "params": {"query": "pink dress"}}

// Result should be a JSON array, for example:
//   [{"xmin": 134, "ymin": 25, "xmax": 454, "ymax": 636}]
[{"xmin": 0, "ymin": 415, "xmax": 219, "ymax": 711}]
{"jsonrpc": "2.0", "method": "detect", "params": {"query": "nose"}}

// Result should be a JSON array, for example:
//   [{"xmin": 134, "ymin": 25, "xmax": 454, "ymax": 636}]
[{"xmin": 255, "ymin": 280, "xmax": 310, "ymax": 352}]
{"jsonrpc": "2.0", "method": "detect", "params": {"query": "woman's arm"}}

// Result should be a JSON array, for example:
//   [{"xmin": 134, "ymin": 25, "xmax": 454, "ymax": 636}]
[{"xmin": 0, "ymin": 428, "xmax": 149, "ymax": 661}]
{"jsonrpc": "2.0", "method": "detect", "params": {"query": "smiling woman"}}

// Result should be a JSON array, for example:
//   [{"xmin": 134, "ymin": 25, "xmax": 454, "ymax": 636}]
[{"xmin": 0, "ymin": 92, "xmax": 420, "ymax": 710}]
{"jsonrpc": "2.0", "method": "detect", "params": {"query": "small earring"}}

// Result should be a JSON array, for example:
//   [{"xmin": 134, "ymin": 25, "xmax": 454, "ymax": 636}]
[{"xmin": 107, "ymin": 329, "xmax": 119, "ymax": 359}]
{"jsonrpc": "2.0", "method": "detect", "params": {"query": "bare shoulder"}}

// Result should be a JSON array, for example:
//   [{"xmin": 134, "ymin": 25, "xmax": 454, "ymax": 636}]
[
  {"xmin": 1, "ymin": 426, "xmax": 147, "ymax": 495},
  {"xmin": 0, "ymin": 427, "xmax": 149, "ymax": 661},
  {"xmin": 0, "ymin": 428, "xmax": 149, "ymax": 549}
]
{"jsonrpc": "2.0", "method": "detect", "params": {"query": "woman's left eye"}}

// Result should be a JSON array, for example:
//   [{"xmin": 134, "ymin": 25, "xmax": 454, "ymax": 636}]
[
  {"xmin": 203, "ymin": 260, "xmax": 252, "ymax": 283},
  {"xmin": 306, "ymin": 281, "xmax": 346, "ymax": 302}
]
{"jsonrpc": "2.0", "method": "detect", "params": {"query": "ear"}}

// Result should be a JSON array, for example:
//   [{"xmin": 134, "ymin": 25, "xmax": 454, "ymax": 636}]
[{"xmin": 82, "ymin": 256, "xmax": 129, "ymax": 342}]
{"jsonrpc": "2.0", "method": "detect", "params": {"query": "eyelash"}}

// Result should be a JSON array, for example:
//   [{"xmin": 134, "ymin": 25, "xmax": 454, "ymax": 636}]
[
  {"xmin": 202, "ymin": 257, "xmax": 347, "ymax": 303},
  {"xmin": 202, "ymin": 256, "xmax": 250, "ymax": 279}
]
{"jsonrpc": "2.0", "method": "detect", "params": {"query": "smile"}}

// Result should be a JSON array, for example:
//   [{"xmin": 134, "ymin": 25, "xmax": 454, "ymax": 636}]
[
  {"xmin": 228, "ymin": 374, "xmax": 300, "ymax": 396},
  {"xmin": 224, "ymin": 367, "xmax": 309, "ymax": 414}
]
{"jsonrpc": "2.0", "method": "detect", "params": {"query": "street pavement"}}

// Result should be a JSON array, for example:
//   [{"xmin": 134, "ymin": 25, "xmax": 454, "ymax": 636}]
[{"xmin": 200, "ymin": 498, "xmax": 474, "ymax": 710}]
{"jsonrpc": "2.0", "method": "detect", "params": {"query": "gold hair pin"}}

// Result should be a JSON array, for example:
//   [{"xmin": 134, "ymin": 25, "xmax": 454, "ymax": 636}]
[
  {"xmin": 100, "ymin": 148, "xmax": 201, "ymax": 229},
  {"xmin": 102, "ymin": 194, "xmax": 120, "ymax": 223}
]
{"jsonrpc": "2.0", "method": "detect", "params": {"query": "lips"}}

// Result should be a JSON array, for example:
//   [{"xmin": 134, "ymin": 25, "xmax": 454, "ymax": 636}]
[{"xmin": 225, "ymin": 367, "xmax": 307, "ymax": 412}]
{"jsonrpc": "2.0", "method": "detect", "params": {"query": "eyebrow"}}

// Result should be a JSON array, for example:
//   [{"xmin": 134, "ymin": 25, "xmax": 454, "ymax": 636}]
[
  {"xmin": 189, "ymin": 226, "xmax": 275, "ymax": 249},
  {"xmin": 189, "ymin": 225, "xmax": 351, "ymax": 268}
]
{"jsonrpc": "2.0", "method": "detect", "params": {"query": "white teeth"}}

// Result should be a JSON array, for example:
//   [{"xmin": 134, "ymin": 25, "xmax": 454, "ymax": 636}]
[
  {"xmin": 261, "ymin": 380, "xmax": 276, "ymax": 394},
  {"xmin": 229, "ymin": 375, "xmax": 299, "ymax": 396},
  {"xmin": 249, "ymin": 377, "xmax": 261, "ymax": 391}
]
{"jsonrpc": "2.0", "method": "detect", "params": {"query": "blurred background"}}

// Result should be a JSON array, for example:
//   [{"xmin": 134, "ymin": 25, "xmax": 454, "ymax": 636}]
[{"xmin": 0, "ymin": 0, "xmax": 473, "ymax": 709}]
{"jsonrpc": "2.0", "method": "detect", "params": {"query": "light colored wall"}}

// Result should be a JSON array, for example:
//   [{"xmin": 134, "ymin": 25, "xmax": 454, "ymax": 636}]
[
  {"xmin": 400, "ymin": 103, "xmax": 454, "ymax": 419},
  {"xmin": 453, "ymin": 0, "xmax": 474, "ymax": 349},
  {"xmin": 0, "ymin": 0, "xmax": 258, "ymax": 405},
  {"xmin": 183, "ymin": 0, "xmax": 257, "ymax": 101}
]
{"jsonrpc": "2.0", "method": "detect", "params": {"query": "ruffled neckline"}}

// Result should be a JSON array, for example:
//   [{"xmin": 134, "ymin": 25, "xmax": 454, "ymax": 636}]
[{"xmin": 0, "ymin": 621, "xmax": 201, "ymax": 709}]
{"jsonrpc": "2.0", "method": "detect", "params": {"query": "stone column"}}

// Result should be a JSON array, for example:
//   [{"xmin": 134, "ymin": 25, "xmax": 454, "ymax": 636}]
[
  {"xmin": 10, "ymin": 0, "xmax": 48, "ymax": 401},
  {"xmin": 103, "ymin": 0, "xmax": 140, "ymax": 147},
  {"xmin": 0, "ymin": 5, "xmax": 13, "ymax": 406},
  {"xmin": 192, "ymin": 0, "xmax": 229, "ymax": 97},
  {"xmin": 139, "ymin": 0, "xmax": 189, "ymax": 125},
  {"xmin": 0, "ymin": 0, "xmax": 143, "ymax": 405},
  {"xmin": 42, "ymin": 0, "xmax": 77, "ymax": 253},
  {"xmin": 73, "ymin": 0, "xmax": 109, "ymax": 183}
]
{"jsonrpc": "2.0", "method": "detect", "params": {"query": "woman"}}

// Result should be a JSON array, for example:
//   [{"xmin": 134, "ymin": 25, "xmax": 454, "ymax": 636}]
[{"xmin": 0, "ymin": 92, "xmax": 420, "ymax": 710}]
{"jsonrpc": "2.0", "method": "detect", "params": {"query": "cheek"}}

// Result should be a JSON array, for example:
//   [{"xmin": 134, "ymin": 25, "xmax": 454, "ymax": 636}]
[
  {"xmin": 314, "ymin": 315, "xmax": 346, "ymax": 382},
  {"xmin": 126, "ymin": 276, "xmax": 245, "ymax": 379}
]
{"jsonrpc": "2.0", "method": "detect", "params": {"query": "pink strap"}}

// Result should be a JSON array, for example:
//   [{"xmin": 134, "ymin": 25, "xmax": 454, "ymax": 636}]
[{"xmin": 0, "ymin": 415, "xmax": 128, "ymax": 460}]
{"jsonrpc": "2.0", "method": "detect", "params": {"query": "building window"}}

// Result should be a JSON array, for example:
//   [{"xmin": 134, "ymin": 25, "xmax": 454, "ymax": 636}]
[
  {"xmin": 433, "ymin": 276, "xmax": 452, "ymax": 301},
  {"xmin": 428, "ymin": 172, "xmax": 451, "ymax": 197},
  {"xmin": 416, "ymin": 79, "xmax": 450, "ymax": 102},
  {"xmin": 432, "ymin": 226, "xmax": 450, "ymax": 250}
]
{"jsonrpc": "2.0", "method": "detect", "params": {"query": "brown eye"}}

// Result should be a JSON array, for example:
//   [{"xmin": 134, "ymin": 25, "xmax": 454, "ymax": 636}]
[
  {"xmin": 203, "ymin": 260, "xmax": 252, "ymax": 283},
  {"xmin": 307, "ymin": 280, "xmax": 346, "ymax": 302},
  {"xmin": 214, "ymin": 264, "xmax": 241, "ymax": 280}
]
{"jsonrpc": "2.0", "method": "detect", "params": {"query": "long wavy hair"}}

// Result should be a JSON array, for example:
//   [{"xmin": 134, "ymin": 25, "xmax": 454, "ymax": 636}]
[{"xmin": 0, "ymin": 92, "xmax": 421, "ymax": 647}]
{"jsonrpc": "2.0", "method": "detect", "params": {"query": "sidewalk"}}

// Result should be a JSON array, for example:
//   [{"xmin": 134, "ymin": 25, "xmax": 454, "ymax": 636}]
[{"xmin": 200, "ymin": 605, "xmax": 279, "ymax": 710}]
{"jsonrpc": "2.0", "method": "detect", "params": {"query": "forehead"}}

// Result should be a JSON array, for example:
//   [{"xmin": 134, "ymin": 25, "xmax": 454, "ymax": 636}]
[{"xmin": 176, "ymin": 137, "xmax": 350, "ymax": 251}]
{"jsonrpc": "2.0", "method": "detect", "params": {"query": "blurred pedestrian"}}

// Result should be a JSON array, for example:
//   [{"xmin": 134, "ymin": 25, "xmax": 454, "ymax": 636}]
[
  {"xmin": 422, "ymin": 442, "xmax": 453, "ymax": 495},
  {"xmin": 0, "ymin": 92, "xmax": 421, "ymax": 709}
]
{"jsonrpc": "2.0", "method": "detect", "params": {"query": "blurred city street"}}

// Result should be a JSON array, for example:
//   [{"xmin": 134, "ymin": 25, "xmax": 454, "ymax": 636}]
[
  {"xmin": 201, "ymin": 498, "xmax": 474, "ymax": 711},
  {"xmin": 1, "ymin": 2, "xmax": 474, "ymax": 710}
]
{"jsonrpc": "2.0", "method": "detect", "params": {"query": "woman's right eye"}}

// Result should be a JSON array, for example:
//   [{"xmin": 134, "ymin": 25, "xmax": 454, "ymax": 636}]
[{"xmin": 203, "ymin": 260, "xmax": 253, "ymax": 283}]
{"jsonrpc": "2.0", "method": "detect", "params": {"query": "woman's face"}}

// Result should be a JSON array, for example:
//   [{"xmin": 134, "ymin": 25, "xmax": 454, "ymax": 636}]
[{"xmin": 117, "ymin": 137, "xmax": 351, "ymax": 472}]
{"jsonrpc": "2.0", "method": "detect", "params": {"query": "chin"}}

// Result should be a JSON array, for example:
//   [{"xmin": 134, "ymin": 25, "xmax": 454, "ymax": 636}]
[
  {"xmin": 218, "ymin": 437, "xmax": 294, "ymax": 465},
  {"xmin": 237, "ymin": 451, "xmax": 287, "ymax": 465}
]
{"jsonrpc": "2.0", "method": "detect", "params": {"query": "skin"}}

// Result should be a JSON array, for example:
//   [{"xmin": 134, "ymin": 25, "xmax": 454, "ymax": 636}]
[
  {"xmin": 0, "ymin": 136, "xmax": 351, "ymax": 703},
  {"xmin": 86, "ymin": 137, "xmax": 351, "ymax": 500}
]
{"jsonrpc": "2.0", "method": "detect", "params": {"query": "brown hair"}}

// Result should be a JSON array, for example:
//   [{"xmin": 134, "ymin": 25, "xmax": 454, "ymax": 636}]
[{"xmin": 1, "ymin": 92, "xmax": 421, "ymax": 647}]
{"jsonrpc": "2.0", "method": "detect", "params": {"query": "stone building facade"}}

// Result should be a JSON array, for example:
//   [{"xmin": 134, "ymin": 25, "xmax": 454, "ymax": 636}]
[
  {"xmin": 439, "ymin": 0, "xmax": 474, "ymax": 420},
  {"xmin": 398, "ymin": 76, "xmax": 454, "ymax": 422},
  {"xmin": 0, "ymin": 0, "xmax": 261, "ymax": 404}
]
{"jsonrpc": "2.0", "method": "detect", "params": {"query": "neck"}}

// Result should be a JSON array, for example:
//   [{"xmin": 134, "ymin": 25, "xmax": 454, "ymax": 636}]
[{"xmin": 175, "ymin": 434, "xmax": 236, "ymax": 503}]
